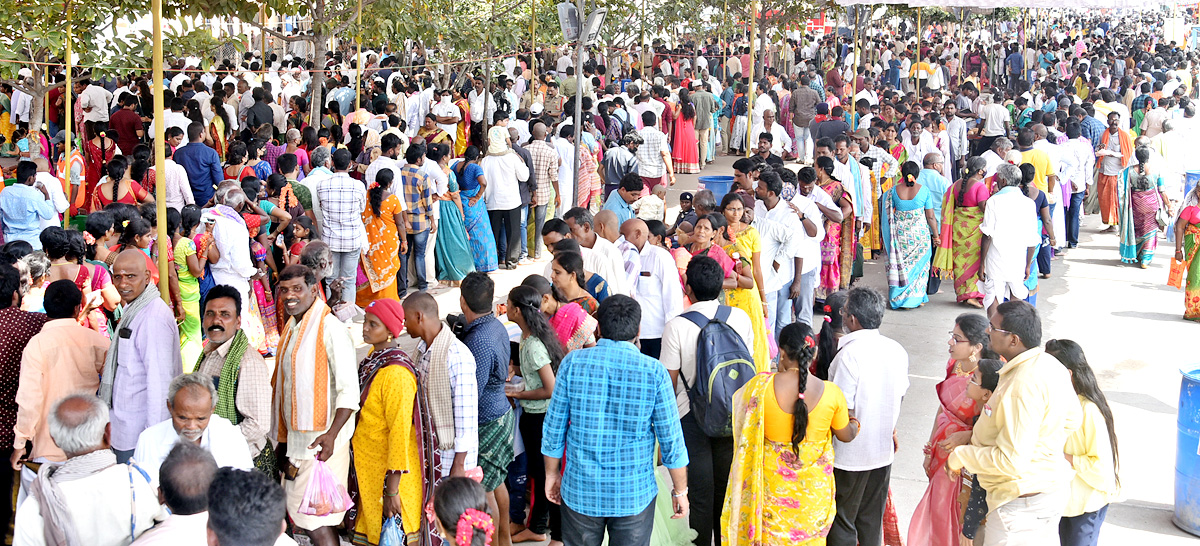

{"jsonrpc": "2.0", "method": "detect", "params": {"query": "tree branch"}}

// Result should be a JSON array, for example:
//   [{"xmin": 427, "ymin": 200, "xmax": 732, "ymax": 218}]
[
  {"xmin": 324, "ymin": 0, "xmax": 379, "ymax": 28},
  {"xmin": 244, "ymin": 18, "xmax": 305, "ymax": 43}
]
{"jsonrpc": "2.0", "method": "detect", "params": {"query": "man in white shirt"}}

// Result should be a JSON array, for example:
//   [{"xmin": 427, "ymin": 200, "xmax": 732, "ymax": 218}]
[
  {"xmin": 620, "ymin": 218, "xmax": 683, "ymax": 359},
  {"xmin": 481, "ymin": 134, "xmax": 530, "ymax": 268},
  {"xmin": 979, "ymin": 164, "xmax": 1042, "ymax": 315},
  {"xmin": 660, "ymin": 255, "xmax": 753, "ymax": 546},
  {"xmin": 552, "ymin": 127, "xmax": 576, "ymax": 217},
  {"xmin": 828, "ymin": 287, "xmax": 909, "ymax": 546},
  {"xmin": 1062, "ymin": 122, "xmax": 1094, "ymax": 249},
  {"xmin": 944, "ymin": 101, "xmax": 969, "ymax": 181},
  {"xmin": 975, "ymin": 93, "xmax": 1011, "ymax": 155},
  {"xmin": 833, "ymin": 135, "xmax": 872, "ymax": 233},
  {"xmin": 133, "ymin": 443, "xmax": 297, "ymax": 546},
  {"xmin": 563, "ymin": 207, "xmax": 630, "ymax": 296},
  {"xmin": 75, "ymin": 78, "xmax": 113, "ymax": 139},
  {"xmin": 748, "ymin": 109, "xmax": 792, "ymax": 156},
  {"xmin": 980, "ymin": 137, "xmax": 1013, "ymax": 178},
  {"xmin": 430, "ymin": 90, "xmax": 460, "ymax": 142},
  {"xmin": 755, "ymin": 170, "xmax": 821, "ymax": 333},
  {"xmin": 791, "ymin": 166, "xmax": 836, "ymax": 324},
  {"xmin": 13, "ymin": 394, "xmax": 162, "ymax": 546},
  {"xmin": 32, "ymin": 159, "xmax": 69, "ymax": 230},
  {"xmin": 133, "ymin": 373, "xmax": 254, "ymax": 487}
]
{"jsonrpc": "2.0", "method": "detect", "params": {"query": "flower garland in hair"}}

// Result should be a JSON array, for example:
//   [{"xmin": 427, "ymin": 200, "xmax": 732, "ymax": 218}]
[
  {"xmin": 82, "ymin": 231, "xmax": 96, "ymax": 245},
  {"xmin": 456, "ymin": 508, "xmax": 495, "ymax": 546}
]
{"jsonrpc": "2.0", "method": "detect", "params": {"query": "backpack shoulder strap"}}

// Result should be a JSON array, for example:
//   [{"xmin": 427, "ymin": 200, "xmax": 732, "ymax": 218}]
[
  {"xmin": 715, "ymin": 305, "xmax": 732, "ymax": 323},
  {"xmin": 681, "ymin": 310, "xmax": 709, "ymax": 329}
]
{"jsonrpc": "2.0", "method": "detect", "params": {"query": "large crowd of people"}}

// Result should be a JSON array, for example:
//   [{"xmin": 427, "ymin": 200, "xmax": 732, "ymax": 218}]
[{"xmin": 0, "ymin": 6, "xmax": 1183, "ymax": 546}]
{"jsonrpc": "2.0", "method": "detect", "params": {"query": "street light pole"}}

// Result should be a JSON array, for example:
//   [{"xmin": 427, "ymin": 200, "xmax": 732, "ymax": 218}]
[{"xmin": 571, "ymin": 0, "xmax": 585, "ymax": 209}]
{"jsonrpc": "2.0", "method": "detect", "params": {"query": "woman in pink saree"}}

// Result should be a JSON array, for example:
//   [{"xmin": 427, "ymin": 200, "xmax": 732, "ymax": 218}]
[{"xmin": 907, "ymin": 313, "xmax": 997, "ymax": 546}]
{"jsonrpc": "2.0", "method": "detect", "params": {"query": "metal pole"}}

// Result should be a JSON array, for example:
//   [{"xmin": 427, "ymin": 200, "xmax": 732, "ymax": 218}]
[
  {"xmin": 152, "ymin": 0, "xmax": 169, "ymax": 303},
  {"xmin": 63, "ymin": 0, "xmax": 73, "ymax": 227},
  {"xmin": 1022, "ymin": 8, "xmax": 1028, "ymax": 85},
  {"xmin": 484, "ymin": 0, "xmax": 495, "ymax": 154},
  {"xmin": 745, "ymin": 0, "xmax": 757, "ymax": 157},
  {"xmin": 571, "ymin": 0, "xmax": 585, "ymax": 207},
  {"xmin": 958, "ymin": 11, "xmax": 966, "ymax": 88}
]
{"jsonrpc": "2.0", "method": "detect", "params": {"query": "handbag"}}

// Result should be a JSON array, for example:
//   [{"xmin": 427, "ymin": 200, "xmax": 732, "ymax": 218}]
[{"xmin": 1156, "ymin": 198, "xmax": 1171, "ymax": 232}]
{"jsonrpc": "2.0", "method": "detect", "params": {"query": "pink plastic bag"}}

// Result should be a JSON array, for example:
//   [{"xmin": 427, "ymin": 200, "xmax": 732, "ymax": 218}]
[{"xmin": 298, "ymin": 459, "xmax": 353, "ymax": 517}]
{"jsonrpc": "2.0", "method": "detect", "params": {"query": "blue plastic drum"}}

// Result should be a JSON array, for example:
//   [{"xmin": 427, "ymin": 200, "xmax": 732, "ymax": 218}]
[
  {"xmin": 1175, "ymin": 364, "xmax": 1200, "ymax": 536},
  {"xmin": 698, "ymin": 176, "xmax": 735, "ymax": 201}
]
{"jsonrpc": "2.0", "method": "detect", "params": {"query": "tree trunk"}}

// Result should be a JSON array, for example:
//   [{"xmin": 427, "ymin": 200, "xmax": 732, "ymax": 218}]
[{"xmin": 310, "ymin": 33, "xmax": 329, "ymax": 125}]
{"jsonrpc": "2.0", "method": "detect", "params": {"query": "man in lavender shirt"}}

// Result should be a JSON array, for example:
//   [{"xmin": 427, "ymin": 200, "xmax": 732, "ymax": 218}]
[{"xmin": 102, "ymin": 250, "xmax": 183, "ymax": 463}]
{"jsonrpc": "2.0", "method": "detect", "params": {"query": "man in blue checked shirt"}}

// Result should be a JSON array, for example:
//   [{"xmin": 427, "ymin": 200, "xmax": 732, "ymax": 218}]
[{"xmin": 542, "ymin": 294, "xmax": 689, "ymax": 546}]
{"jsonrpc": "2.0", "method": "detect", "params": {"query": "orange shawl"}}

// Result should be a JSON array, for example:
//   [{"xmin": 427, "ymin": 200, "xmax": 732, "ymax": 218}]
[{"xmin": 1097, "ymin": 128, "xmax": 1132, "ymax": 170}]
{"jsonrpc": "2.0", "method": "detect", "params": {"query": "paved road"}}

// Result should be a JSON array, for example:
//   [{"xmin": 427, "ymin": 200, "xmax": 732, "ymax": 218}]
[{"xmin": 356, "ymin": 153, "xmax": 1195, "ymax": 545}]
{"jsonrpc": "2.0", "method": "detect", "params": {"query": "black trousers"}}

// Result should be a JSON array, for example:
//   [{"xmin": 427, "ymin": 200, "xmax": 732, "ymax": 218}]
[
  {"xmin": 681, "ymin": 413, "xmax": 734, "ymax": 546},
  {"xmin": 829, "ymin": 465, "xmax": 892, "ymax": 546},
  {"xmin": 489, "ymin": 207, "xmax": 522, "ymax": 265},
  {"xmin": 639, "ymin": 338, "xmax": 662, "ymax": 360},
  {"xmin": 0, "ymin": 448, "xmax": 12, "ymax": 533},
  {"xmin": 519, "ymin": 411, "xmax": 560, "ymax": 540}
]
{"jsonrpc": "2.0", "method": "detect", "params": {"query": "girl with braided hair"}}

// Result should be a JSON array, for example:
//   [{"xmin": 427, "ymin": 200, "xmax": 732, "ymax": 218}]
[
  {"xmin": 434, "ymin": 478, "xmax": 495, "ymax": 546},
  {"xmin": 722, "ymin": 322, "xmax": 859, "ymax": 544}
]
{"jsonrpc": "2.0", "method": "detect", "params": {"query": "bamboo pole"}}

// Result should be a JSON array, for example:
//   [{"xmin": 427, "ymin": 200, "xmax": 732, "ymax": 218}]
[
  {"xmin": 259, "ymin": 6, "xmax": 267, "ymax": 59},
  {"xmin": 852, "ymin": 7, "xmax": 859, "ymax": 130},
  {"xmin": 1022, "ymin": 8, "xmax": 1028, "ymax": 85},
  {"xmin": 152, "ymin": 0, "xmax": 169, "ymax": 302},
  {"xmin": 745, "ymin": 0, "xmax": 757, "ymax": 157},
  {"xmin": 958, "ymin": 11, "xmax": 966, "ymax": 88},
  {"xmin": 916, "ymin": 7, "xmax": 922, "ymax": 99},
  {"xmin": 354, "ymin": 0, "xmax": 363, "ymax": 112},
  {"xmin": 530, "ymin": 0, "xmax": 537, "ymax": 81},
  {"xmin": 63, "ymin": 0, "xmax": 73, "ymax": 228},
  {"xmin": 571, "ymin": 0, "xmax": 584, "ymax": 205}
]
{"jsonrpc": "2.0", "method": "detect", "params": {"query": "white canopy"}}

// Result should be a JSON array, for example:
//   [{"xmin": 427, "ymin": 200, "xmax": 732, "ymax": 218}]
[{"xmin": 836, "ymin": 0, "xmax": 1163, "ymax": 7}]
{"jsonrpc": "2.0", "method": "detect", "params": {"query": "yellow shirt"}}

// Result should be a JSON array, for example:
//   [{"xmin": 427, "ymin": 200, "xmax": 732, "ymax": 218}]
[
  {"xmin": 1063, "ymin": 396, "xmax": 1120, "ymax": 517},
  {"xmin": 947, "ymin": 348, "xmax": 1082, "ymax": 512},
  {"xmin": 1020, "ymin": 148, "xmax": 1053, "ymax": 193}
]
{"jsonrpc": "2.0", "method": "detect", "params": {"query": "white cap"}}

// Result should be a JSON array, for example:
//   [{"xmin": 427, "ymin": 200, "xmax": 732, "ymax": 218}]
[
  {"xmin": 17, "ymin": 68, "xmax": 32, "ymax": 78},
  {"xmin": 530, "ymin": 102, "xmax": 544, "ymax": 115}
]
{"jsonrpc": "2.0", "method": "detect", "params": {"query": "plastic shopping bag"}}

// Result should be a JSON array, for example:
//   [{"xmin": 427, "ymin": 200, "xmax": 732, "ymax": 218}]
[
  {"xmin": 1170, "ymin": 258, "xmax": 1186, "ymax": 289},
  {"xmin": 379, "ymin": 515, "xmax": 404, "ymax": 546},
  {"xmin": 298, "ymin": 459, "xmax": 354, "ymax": 516}
]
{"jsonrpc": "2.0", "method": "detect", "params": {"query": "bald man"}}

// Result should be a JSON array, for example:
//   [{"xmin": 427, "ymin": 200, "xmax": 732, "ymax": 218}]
[
  {"xmin": 621, "ymin": 218, "xmax": 684, "ymax": 359},
  {"xmin": 102, "ymin": 250, "xmax": 183, "ymax": 462},
  {"xmin": 595, "ymin": 210, "xmax": 639, "ymax": 292}
]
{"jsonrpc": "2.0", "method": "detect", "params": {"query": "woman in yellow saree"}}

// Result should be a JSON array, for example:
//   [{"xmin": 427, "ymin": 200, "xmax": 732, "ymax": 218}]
[
  {"xmin": 723, "ymin": 322, "xmax": 859, "ymax": 545},
  {"xmin": 932, "ymin": 156, "xmax": 989, "ymax": 308},
  {"xmin": 356, "ymin": 169, "xmax": 407, "ymax": 306}
]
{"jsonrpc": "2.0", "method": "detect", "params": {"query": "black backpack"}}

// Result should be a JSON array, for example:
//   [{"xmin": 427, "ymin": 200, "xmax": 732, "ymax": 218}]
[{"xmin": 680, "ymin": 306, "xmax": 756, "ymax": 437}]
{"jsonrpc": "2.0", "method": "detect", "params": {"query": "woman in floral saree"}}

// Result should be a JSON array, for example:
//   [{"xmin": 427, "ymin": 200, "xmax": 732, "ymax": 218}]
[
  {"xmin": 1173, "ymin": 186, "xmax": 1200, "ymax": 321},
  {"xmin": 813, "ymin": 157, "xmax": 857, "ymax": 300},
  {"xmin": 881, "ymin": 162, "xmax": 939, "ymax": 309},
  {"xmin": 932, "ymin": 157, "xmax": 989, "ymax": 308},
  {"xmin": 907, "ymin": 314, "xmax": 995, "ymax": 546},
  {"xmin": 723, "ymin": 322, "xmax": 857, "ymax": 545}
]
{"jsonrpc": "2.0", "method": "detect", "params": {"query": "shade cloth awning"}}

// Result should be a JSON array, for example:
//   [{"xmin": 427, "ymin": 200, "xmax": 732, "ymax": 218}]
[{"xmin": 836, "ymin": 0, "xmax": 1164, "ymax": 7}]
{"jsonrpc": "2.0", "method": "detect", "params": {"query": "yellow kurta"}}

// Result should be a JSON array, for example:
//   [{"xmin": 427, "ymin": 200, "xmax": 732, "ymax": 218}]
[
  {"xmin": 1063, "ymin": 396, "xmax": 1120, "ymax": 517},
  {"xmin": 352, "ymin": 364, "xmax": 423, "ymax": 544}
]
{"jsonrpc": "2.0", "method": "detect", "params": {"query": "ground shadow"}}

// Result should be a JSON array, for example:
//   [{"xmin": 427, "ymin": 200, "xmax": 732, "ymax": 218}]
[
  {"xmin": 1106, "ymin": 391, "xmax": 1178, "ymax": 415},
  {"xmin": 1105, "ymin": 500, "xmax": 1197, "ymax": 539},
  {"xmin": 1111, "ymin": 310, "xmax": 1189, "ymax": 323}
]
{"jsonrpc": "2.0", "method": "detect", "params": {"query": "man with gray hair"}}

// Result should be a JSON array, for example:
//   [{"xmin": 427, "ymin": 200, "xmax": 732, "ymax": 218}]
[
  {"xmin": 13, "ymin": 394, "xmax": 162, "ymax": 546},
  {"xmin": 828, "ymin": 287, "xmax": 908, "ymax": 546},
  {"xmin": 133, "ymin": 372, "xmax": 254, "ymax": 487},
  {"xmin": 980, "ymin": 136, "xmax": 1013, "ymax": 178},
  {"xmin": 300, "ymin": 144, "xmax": 332, "ymax": 229},
  {"xmin": 978, "ymin": 164, "xmax": 1042, "ymax": 315},
  {"xmin": 203, "ymin": 184, "xmax": 259, "ymax": 337}
]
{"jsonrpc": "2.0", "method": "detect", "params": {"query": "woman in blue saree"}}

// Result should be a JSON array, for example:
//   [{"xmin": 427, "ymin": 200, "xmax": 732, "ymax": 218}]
[
  {"xmin": 451, "ymin": 145, "xmax": 498, "ymax": 273},
  {"xmin": 881, "ymin": 161, "xmax": 939, "ymax": 309}
]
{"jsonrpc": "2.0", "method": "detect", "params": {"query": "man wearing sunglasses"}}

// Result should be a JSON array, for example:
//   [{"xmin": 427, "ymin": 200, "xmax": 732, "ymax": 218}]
[{"xmin": 947, "ymin": 300, "xmax": 1082, "ymax": 546}]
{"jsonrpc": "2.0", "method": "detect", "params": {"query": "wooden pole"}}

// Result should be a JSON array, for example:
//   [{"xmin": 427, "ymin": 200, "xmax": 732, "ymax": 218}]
[
  {"xmin": 572, "ymin": 0, "xmax": 584, "ymax": 205},
  {"xmin": 63, "ymin": 0, "xmax": 73, "ymax": 228},
  {"xmin": 852, "ymin": 7, "xmax": 859, "ymax": 129},
  {"xmin": 354, "ymin": 0, "xmax": 363, "ymax": 112},
  {"xmin": 745, "ymin": 0, "xmax": 757, "ymax": 157},
  {"xmin": 1022, "ymin": 8, "xmax": 1028, "ymax": 86},
  {"xmin": 958, "ymin": 11, "xmax": 966, "ymax": 88},
  {"xmin": 530, "ymin": 0, "xmax": 537, "ymax": 81},
  {"xmin": 152, "ymin": 0, "xmax": 169, "ymax": 302},
  {"xmin": 917, "ymin": 7, "xmax": 922, "ymax": 99}
]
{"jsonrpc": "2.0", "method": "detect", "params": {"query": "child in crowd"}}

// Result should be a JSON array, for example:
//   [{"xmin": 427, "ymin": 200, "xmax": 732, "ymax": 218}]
[
  {"xmin": 956, "ymin": 358, "xmax": 1004, "ymax": 544},
  {"xmin": 285, "ymin": 216, "xmax": 315, "ymax": 266},
  {"xmin": 633, "ymin": 184, "xmax": 666, "ymax": 222},
  {"xmin": 433, "ymin": 478, "xmax": 495, "ymax": 546}
]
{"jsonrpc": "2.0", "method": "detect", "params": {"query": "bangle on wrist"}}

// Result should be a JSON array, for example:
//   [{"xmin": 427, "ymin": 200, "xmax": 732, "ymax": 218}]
[{"xmin": 383, "ymin": 490, "xmax": 399, "ymax": 497}]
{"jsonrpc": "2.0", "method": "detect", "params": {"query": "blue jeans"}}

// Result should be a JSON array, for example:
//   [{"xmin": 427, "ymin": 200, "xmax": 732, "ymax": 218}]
[
  {"xmin": 331, "ymin": 250, "xmax": 358, "ymax": 299},
  {"xmin": 1059, "ymin": 504, "xmax": 1108, "ymax": 546},
  {"xmin": 791, "ymin": 268, "xmax": 819, "ymax": 327},
  {"xmin": 398, "ymin": 228, "xmax": 429, "ymax": 293},
  {"xmin": 519, "ymin": 205, "xmax": 529, "ymax": 259},
  {"xmin": 561, "ymin": 495, "xmax": 655, "ymax": 546},
  {"xmin": 765, "ymin": 279, "xmax": 794, "ymax": 339},
  {"xmin": 1066, "ymin": 190, "xmax": 1085, "ymax": 247}
]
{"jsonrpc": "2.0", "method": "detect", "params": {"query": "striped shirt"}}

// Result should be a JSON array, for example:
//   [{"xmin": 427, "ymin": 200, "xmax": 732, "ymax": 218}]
[{"xmin": 313, "ymin": 171, "xmax": 367, "ymax": 252}]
